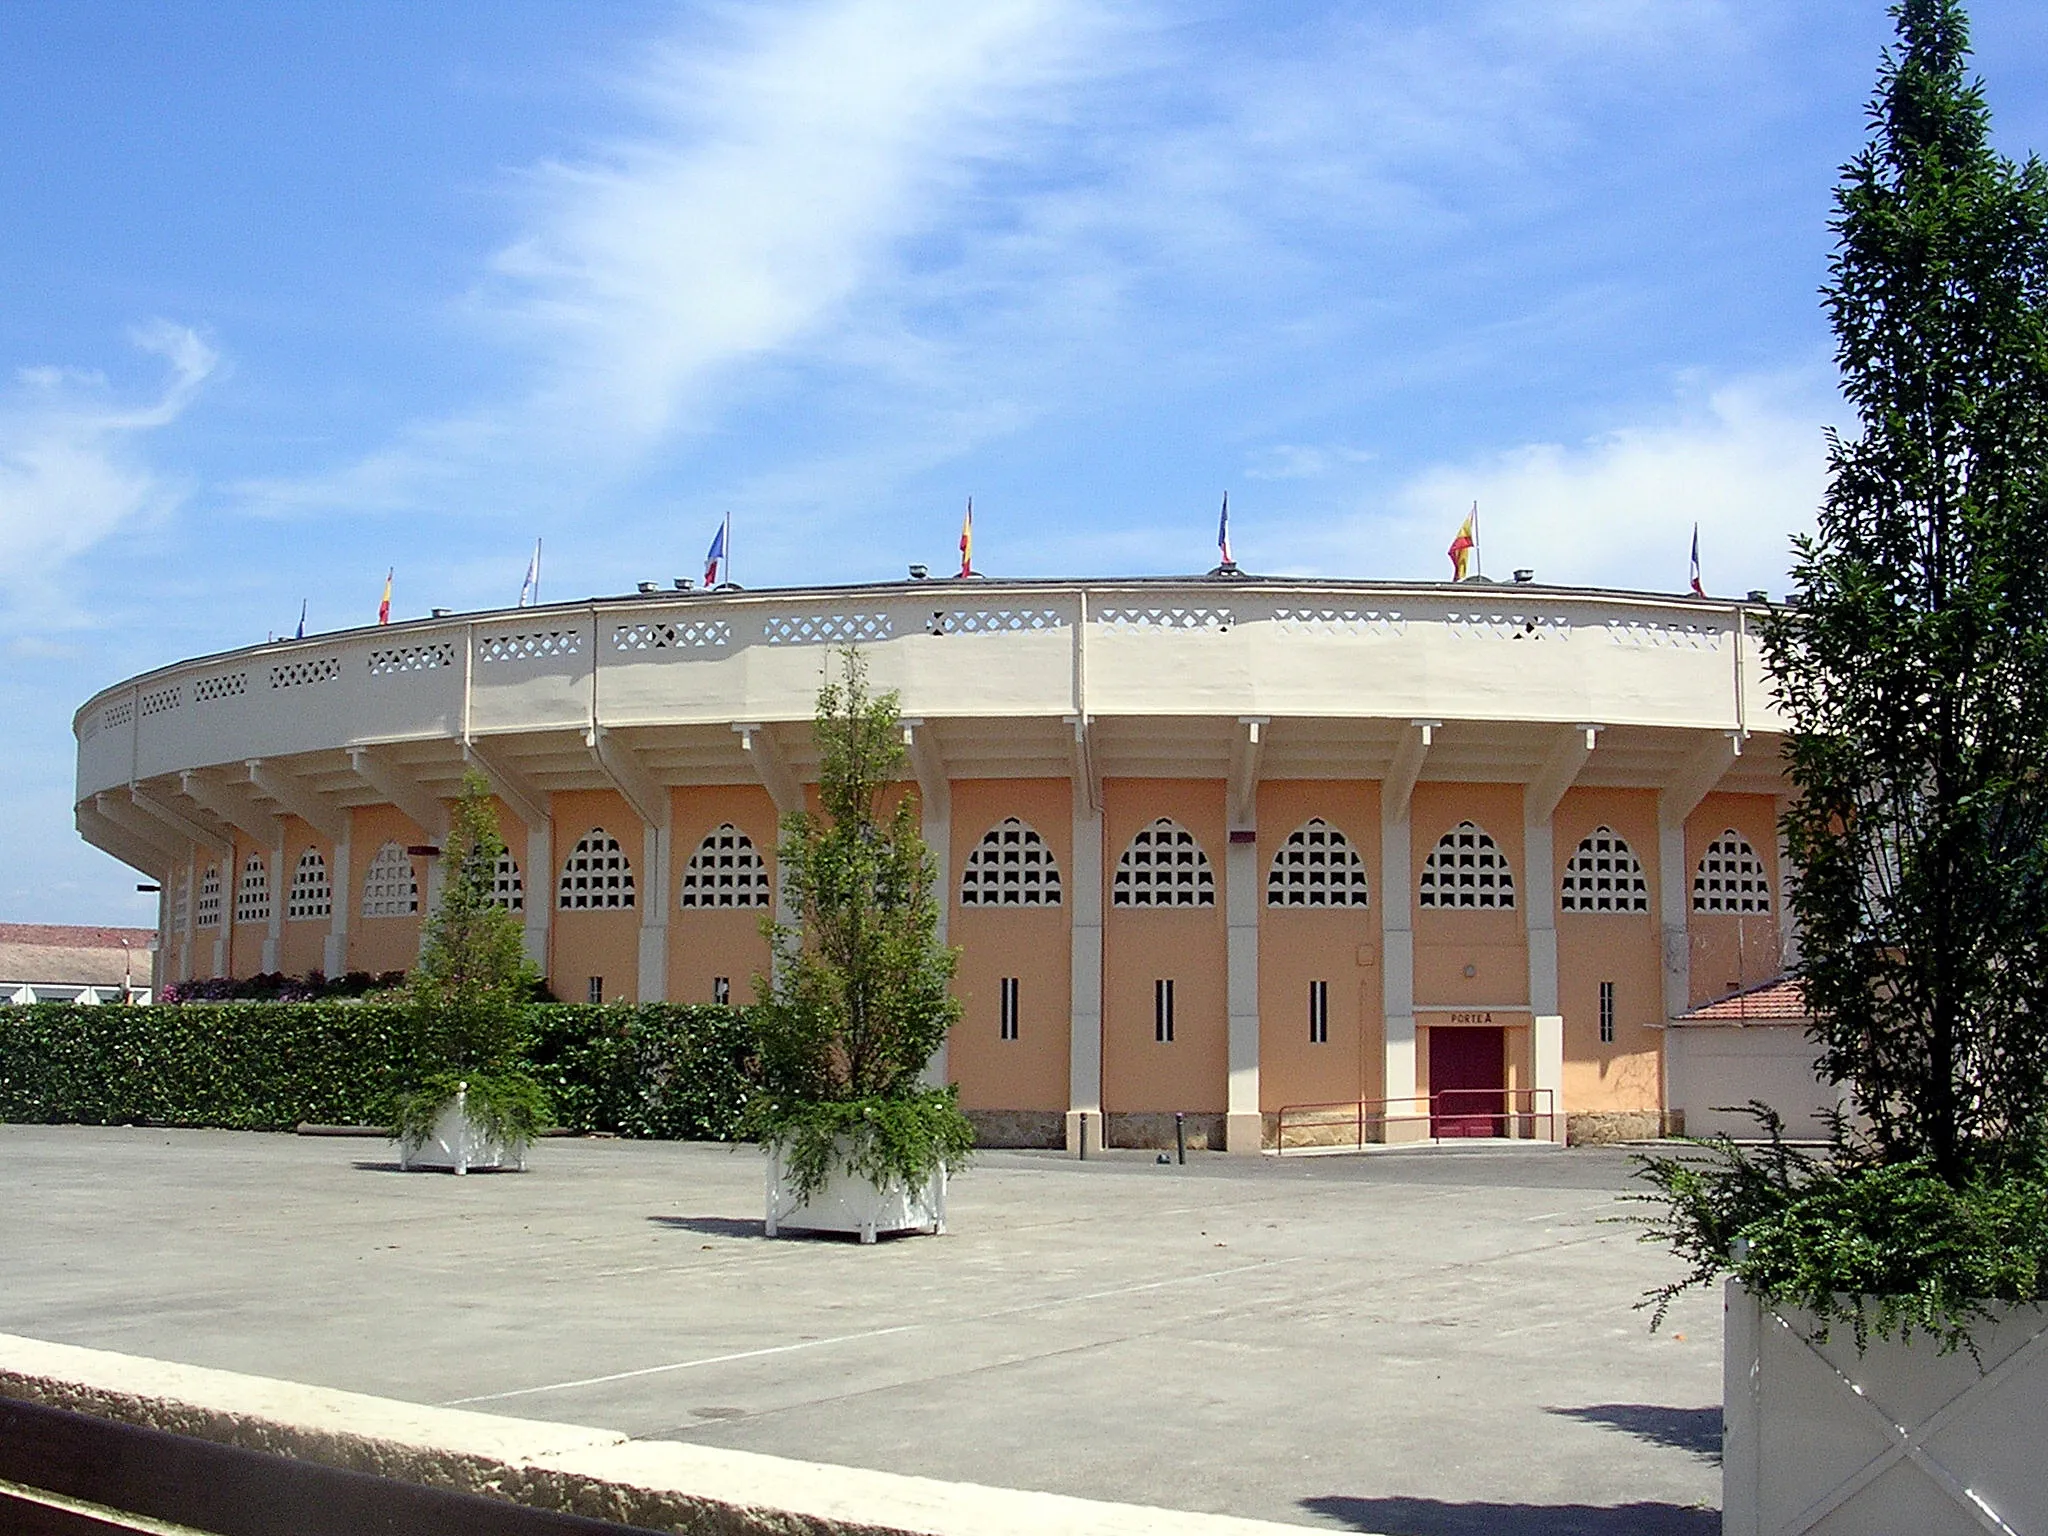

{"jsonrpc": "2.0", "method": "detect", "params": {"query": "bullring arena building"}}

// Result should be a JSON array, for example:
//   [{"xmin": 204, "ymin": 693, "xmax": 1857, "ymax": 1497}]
[{"xmin": 72, "ymin": 573, "xmax": 1792, "ymax": 1151}]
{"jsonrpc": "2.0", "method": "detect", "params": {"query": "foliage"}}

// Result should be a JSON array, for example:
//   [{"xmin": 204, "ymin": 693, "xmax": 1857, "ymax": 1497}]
[
  {"xmin": 749, "ymin": 647, "xmax": 971, "ymax": 1196},
  {"xmin": 392, "ymin": 1068, "xmax": 554, "ymax": 1153},
  {"xmin": 528, "ymin": 1003, "xmax": 757, "ymax": 1140},
  {"xmin": 753, "ymin": 1088, "xmax": 975, "ymax": 1205},
  {"xmin": 161, "ymin": 971, "xmax": 406, "ymax": 1004}
]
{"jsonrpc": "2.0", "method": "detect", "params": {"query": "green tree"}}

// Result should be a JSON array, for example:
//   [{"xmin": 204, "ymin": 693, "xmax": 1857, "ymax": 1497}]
[
  {"xmin": 1769, "ymin": 0, "xmax": 2048, "ymax": 1179},
  {"xmin": 749, "ymin": 649, "xmax": 970, "ymax": 1196}
]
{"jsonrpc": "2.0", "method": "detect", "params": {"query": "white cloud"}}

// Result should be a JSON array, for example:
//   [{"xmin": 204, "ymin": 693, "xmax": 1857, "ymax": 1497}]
[{"xmin": 0, "ymin": 322, "xmax": 218, "ymax": 611}]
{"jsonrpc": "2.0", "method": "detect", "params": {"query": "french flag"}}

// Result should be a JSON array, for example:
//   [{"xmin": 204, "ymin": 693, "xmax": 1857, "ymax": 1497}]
[{"xmin": 704, "ymin": 515, "xmax": 729, "ymax": 588}]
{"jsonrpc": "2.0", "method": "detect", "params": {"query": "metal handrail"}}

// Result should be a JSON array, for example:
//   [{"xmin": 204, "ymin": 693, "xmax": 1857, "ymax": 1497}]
[{"xmin": 1275, "ymin": 1088, "xmax": 1558, "ymax": 1153}]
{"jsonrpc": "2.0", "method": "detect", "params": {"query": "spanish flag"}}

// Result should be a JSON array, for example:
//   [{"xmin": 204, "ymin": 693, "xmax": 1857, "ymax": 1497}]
[
  {"xmin": 1447, "ymin": 505, "xmax": 1476, "ymax": 581},
  {"xmin": 378, "ymin": 568, "xmax": 393, "ymax": 625},
  {"xmin": 958, "ymin": 497, "xmax": 975, "ymax": 577}
]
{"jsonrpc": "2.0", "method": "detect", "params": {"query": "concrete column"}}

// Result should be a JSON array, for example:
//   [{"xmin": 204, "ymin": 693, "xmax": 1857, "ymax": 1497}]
[
  {"xmin": 1657, "ymin": 815, "xmax": 1692, "ymax": 1024},
  {"xmin": 1774, "ymin": 805, "xmax": 1798, "ymax": 972},
  {"xmin": 1381, "ymin": 809, "xmax": 1416, "ymax": 1118},
  {"xmin": 1066, "ymin": 804, "xmax": 1105, "ymax": 1156},
  {"xmin": 523, "ymin": 822, "xmax": 552, "ymax": 972},
  {"xmin": 263, "ymin": 828, "xmax": 285, "ymax": 973},
  {"xmin": 922, "ymin": 794, "xmax": 951, "ymax": 1088},
  {"xmin": 1533, "ymin": 1013, "xmax": 1565, "ymax": 1142},
  {"xmin": 324, "ymin": 831, "xmax": 351, "ymax": 977},
  {"xmin": 1225, "ymin": 822, "xmax": 1261, "ymax": 1153},
  {"xmin": 636, "ymin": 821, "xmax": 669, "ymax": 1002},
  {"xmin": 1524, "ymin": 806, "xmax": 1558, "ymax": 1016}
]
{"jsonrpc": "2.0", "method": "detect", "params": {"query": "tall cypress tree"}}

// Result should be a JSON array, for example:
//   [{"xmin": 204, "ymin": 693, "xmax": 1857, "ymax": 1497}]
[{"xmin": 1770, "ymin": 0, "xmax": 2048, "ymax": 1178}]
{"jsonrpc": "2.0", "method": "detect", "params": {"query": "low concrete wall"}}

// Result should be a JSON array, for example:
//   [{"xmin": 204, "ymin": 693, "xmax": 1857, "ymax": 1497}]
[
  {"xmin": 1103, "ymin": 1113, "xmax": 1223, "ymax": 1152},
  {"xmin": 1565, "ymin": 1111, "xmax": 1674, "ymax": 1145},
  {"xmin": 1665, "ymin": 1022, "xmax": 1842, "ymax": 1140},
  {"xmin": 961, "ymin": 1110, "xmax": 1064, "ymax": 1150},
  {"xmin": 0, "ymin": 1333, "xmax": 1309, "ymax": 1536}
]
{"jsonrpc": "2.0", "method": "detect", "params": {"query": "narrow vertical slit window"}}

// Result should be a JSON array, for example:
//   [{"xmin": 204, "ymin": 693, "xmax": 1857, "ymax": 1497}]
[
  {"xmin": 1154, "ymin": 978, "xmax": 1175, "ymax": 1043},
  {"xmin": 999, "ymin": 976, "xmax": 1020, "ymax": 1040},
  {"xmin": 587, "ymin": 976, "xmax": 604, "ymax": 1005},
  {"xmin": 1599, "ymin": 980, "xmax": 1615, "ymax": 1043},
  {"xmin": 1309, "ymin": 980, "xmax": 1329, "ymax": 1044},
  {"xmin": 713, "ymin": 976, "xmax": 731, "ymax": 1005}
]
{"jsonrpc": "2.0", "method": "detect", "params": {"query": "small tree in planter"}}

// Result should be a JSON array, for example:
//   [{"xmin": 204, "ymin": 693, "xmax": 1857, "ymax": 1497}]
[
  {"xmin": 749, "ymin": 648, "xmax": 971, "ymax": 1239},
  {"xmin": 391, "ymin": 771, "xmax": 550, "ymax": 1171}
]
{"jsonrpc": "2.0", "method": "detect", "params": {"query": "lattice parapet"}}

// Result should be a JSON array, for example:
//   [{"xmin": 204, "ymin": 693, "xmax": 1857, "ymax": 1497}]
[
  {"xmin": 925, "ymin": 609, "xmax": 1069, "ymax": 636},
  {"xmin": 1093, "ymin": 607, "xmax": 1234, "ymax": 633},
  {"xmin": 270, "ymin": 657, "xmax": 341, "ymax": 690},
  {"xmin": 478, "ymin": 629, "xmax": 583, "ymax": 663},
  {"xmin": 1606, "ymin": 618, "xmax": 1725, "ymax": 650},
  {"xmin": 613, "ymin": 619, "xmax": 732, "ymax": 652},
  {"xmin": 79, "ymin": 711, "xmax": 101, "ymax": 742},
  {"xmin": 367, "ymin": 642, "xmax": 456, "ymax": 675},
  {"xmin": 761, "ymin": 612, "xmax": 893, "ymax": 645},
  {"xmin": 192, "ymin": 673, "xmax": 248, "ymax": 703},
  {"xmin": 138, "ymin": 685, "xmax": 183, "ymax": 717},
  {"xmin": 102, "ymin": 700, "xmax": 133, "ymax": 730},
  {"xmin": 1445, "ymin": 612, "xmax": 1572, "ymax": 641},
  {"xmin": 1271, "ymin": 608, "xmax": 1405, "ymax": 637}
]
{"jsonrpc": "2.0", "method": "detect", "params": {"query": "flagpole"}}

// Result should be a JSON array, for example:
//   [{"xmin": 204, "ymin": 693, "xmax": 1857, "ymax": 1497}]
[
  {"xmin": 535, "ymin": 538, "xmax": 541, "ymax": 606},
  {"xmin": 724, "ymin": 512, "xmax": 732, "ymax": 588},
  {"xmin": 1473, "ymin": 501, "xmax": 1481, "ymax": 579}
]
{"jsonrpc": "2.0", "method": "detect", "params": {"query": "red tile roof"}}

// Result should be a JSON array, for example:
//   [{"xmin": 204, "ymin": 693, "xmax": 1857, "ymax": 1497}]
[
  {"xmin": 1675, "ymin": 976, "xmax": 1809, "ymax": 1023},
  {"xmin": 0, "ymin": 923, "xmax": 156, "ymax": 950}
]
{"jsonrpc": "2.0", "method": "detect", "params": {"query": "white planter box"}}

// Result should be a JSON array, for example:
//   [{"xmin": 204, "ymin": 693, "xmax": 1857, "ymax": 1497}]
[
  {"xmin": 763, "ymin": 1142, "xmax": 946, "ymax": 1243},
  {"xmin": 397, "ymin": 1094, "xmax": 528, "ymax": 1175},
  {"xmin": 1724, "ymin": 1279, "xmax": 2048, "ymax": 1535}
]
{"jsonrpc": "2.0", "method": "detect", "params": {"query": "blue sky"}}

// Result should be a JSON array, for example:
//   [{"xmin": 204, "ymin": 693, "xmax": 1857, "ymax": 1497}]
[{"xmin": 6, "ymin": 0, "xmax": 2048, "ymax": 926}]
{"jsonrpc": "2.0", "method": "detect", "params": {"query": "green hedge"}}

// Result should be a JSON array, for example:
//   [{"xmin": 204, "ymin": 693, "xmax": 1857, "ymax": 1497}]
[{"xmin": 0, "ymin": 1002, "xmax": 756, "ymax": 1139}]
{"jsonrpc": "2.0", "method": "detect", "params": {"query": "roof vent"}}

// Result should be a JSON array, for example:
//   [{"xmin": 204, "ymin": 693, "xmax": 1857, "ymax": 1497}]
[
  {"xmin": 636, "ymin": 582, "xmax": 659, "ymax": 594},
  {"xmin": 908, "ymin": 564, "xmax": 929, "ymax": 580},
  {"xmin": 1748, "ymin": 588, "xmax": 1769, "ymax": 603},
  {"xmin": 673, "ymin": 577, "xmax": 693, "ymax": 591},
  {"xmin": 1512, "ymin": 569, "xmax": 1534, "ymax": 584},
  {"xmin": 430, "ymin": 607, "xmax": 451, "ymax": 617}
]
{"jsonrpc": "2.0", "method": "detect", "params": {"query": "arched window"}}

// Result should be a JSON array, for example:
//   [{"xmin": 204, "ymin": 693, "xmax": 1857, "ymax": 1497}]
[
  {"xmin": 287, "ymin": 850, "xmax": 331, "ymax": 922},
  {"xmin": 1418, "ymin": 821, "xmax": 1516, "ymax": 909},
  {"xmin": 1112, "ymin": 818, "xmax": 1215, "ymax": 907},
  {"xmin": 195, "ymin": 866, "xmax": 222, "ymax": 928},
  {"xmin": 1560, "ymin": 827, "xmax": 1649, "ymax": 913},
  {"xmin": 235, "ymin": 854, "xmax": 270, "ymax": 925},
  {"xmin": 560, "ymin": 828, "xmax": 635, "ymax": 909},
  {"xmin": 492, "ymin": 853, "xmax": 524, "ymax": 912},
  {"xmin": 960, "ymin": 818, "xmax": 1062, "ymax": 906},
  {"xmin": 1266, "ymin": 818, "xmax": 1370, "ymax": 907},
  {"xmin": 679, "ymin": 824, "xmax": 771, "ymax": 908},
  {"xmin": 1693, "ymin": 830, "xmax": 1771, "ymax": 913},
  {"xmin": 362, "ymin": 842, "xmax": 419, "ymax": 918}
]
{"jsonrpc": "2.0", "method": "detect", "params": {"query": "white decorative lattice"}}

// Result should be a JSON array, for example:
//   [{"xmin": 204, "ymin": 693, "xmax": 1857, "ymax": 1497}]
[
  {"xmin": 1446, "ymin": 612, "xmax": 1571, "ymax": 641},
  {"xmin": 103, "ymin": 701, "xmax": 133, "ymax": 729},
  {"xmin": 479, "ymin": 629, "xmax": 583, "ymax": 662},
  {"xmin": 613, "ymin": 620, "xmax": 731, "ymax": 652},
  {"xmin": 960, "ymin": 818, "xmax": 1062, "ymax": 906},
  {"xmin": 1272, "ymin": 608, "xmax": 1406, "ymax": 637},
  {"xmin": 287, "ymin": 850, "xmax": 330, "ymax": 921},
  {"xmin": 1112, "ymin": 819, "xmax": 1215, "ymax": 907},
  {"xmin": 138, "ymin": 685, "xmax": 182, "ymax": 717},
  {"xmin": 270, "ymin": 657, "xmax": 341, "ymax": 689},
  {"xmin": 1694, "ymin": 830, "xmax": 1771, "ymax": 913},
  {"xmin": 362, "ymin": 842, "xmax": 419, "ymax": 918},
  {"xmin": 1560, "ymin": 827, "xmax": 1649, "ymax": 913},
  {"xmin": 367, "ymin": 643, "xmax": 455, "ymax": 675},
  {"xmin": 762, "ymin": 612, "xmax": 893, "ymax": 645},
  {"xmin": 1267, "ymin": 819, "xmax": 1370, "ymax": 907},
  {"xmin": 1418, "ymin": 821, "xmax": 1516, "ymax": 909},
  {"xmin": 493, "ymin": 853, "xmax": 524, "ymax": 913},
  {"xmin": 171, "ymin": 873, "xmax": 189, "ymax": 932},
  {"xmin": 1093, "ymin": 607, "xmax": 1233, "ymax": 633},
  {"xmin": 192, "ymin": 673, "xmax": 248, "ymax": 703},
  {"xmin": 679, "ymin": 825, "xmax": 771, "ymax": 908},
  {"xmin": 195, "ymin": 866, "xmax": 222, "ymax": 928},
  {"xmin": 926, "ymin": 610, "xmax": 1069, "ymax": 635},
  {"xmin": 235, "ymin": 854, "xmax": 270, "ymax": 925},
  {"xmin": 560, "ymin": 828, "xmax": 635, "ymax": 909},
  {"xmin": 1607, "ymin": 619, "xmax": 1724, "ymax": 650}
]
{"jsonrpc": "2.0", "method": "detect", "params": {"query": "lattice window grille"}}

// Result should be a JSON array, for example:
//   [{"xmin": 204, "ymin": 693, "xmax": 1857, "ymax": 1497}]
[
  {"xmin": 103, "ymin": 701, "xmax": 134, "ymax": 730},
  {"xmin": 192, "ymin": 673, "xmax": 248, "ymax": 703},
  {"xmin": 1607, "ymin": 619, "xmax": 1724, "ymax": 651},
  {"xmin": 195, "ymin": 867, "xmax": 222, "ymax": 929},
  {"xmin": 926, "ymin": 610, "xmax": 1069, "ymax": 636},
  {"xmin": 270, "ymin": 658, "xmax": 341, "ymax": 689},
  {"xmin": 560, "ymin": 828, "xmax": 635, "ymax": 909},
  {"xmin": 612, "ymin": 620, "xmax": 731, "ymax": 652},
  {"xmin": 1266, "ymin": 819, "xmax": 1370, "ymax": 907},
  {"xmin": 1418, "ymin": 822, "xmax": 1516, "ymax": 909},
  {"xmin": 1271, "ymin": 608, "xmax": 1406, "ymax": 637},
  {"xmin": 1093, "ymin": 607, "xmax": 1234, "ymax": 633},
  {"xmin": 492, "ymin": 854, "xmax": 524, "ymax": 913},
  {"xmin": 367, "ymin": 643, "xmax": 456, "ymax": 675},
  {"xmin": 1446, "ymin": 612, "xmax": 1572, "ymax": 642},
  {"xmin": 1112, "ymin": 819, "xmax": 1216, "ymax": 907},
  {"xmin": 235, "ymin": 855, "xmax": 270, "ymax": 925},
  {"xmin": 362, "ymin": 842, "xmax": 419, "ymax": 919},
  {"xmin": 479, "ymin": 629, "xmax": 584, "ymax": 662},
  {"xmin": 1693, "ymin": 830, "xmax": 1772, "ymax": 913},
  {"xmin": 138, "ymin": 685, "xmax": 182, "ymax": 717},
  {"xmin": 761, "ymin": 612, "xmax": 893, "ymax": 645},
  {"xmin": 1560, "ymin": 827, "xmax": 1649, "ymax": 913},
  {"xmin": 287, "ymin": 850, "xmax": 331, "ymax": 921},
  {"xmin": 679, "ymin": 825, "xmax": 771, "ymax": 908},
  {"xmin": 960, "ymin": 818, "xmax": 1063, "ymax": 906}
]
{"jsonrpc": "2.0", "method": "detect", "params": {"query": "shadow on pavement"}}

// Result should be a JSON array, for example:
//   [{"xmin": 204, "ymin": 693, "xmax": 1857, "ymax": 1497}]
[
  {"xmin": 647, "ymin": 1215, "xmax": 765, "ymax": 1238},
  {"xmin": 1547, "ymin": 1403, "xmax": 1721, "ymax": 1463},
  {"xmin": 1298, "ymin": 1496, "xmax": 1717, "ymax": 1536}
]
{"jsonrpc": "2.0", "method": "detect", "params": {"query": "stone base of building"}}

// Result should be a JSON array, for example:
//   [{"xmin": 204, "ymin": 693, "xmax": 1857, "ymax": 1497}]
[
  {"xmin": 1104, "ymin": 1112, "xmax": 1225, "ymax": 1152},
  {"xmin": 1566, "ymin": 1109, "xmax": 1681, "ymax": 1145},
  {"xmin": 962, "ymin": 1109, "xmax": 1067, "ymax": 1150}
]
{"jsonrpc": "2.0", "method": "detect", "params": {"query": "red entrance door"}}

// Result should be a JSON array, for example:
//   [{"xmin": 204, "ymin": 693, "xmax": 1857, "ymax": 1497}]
[{"xmin": 1429, "ymin": 1027, "xmax": 1506, "ymax": 1137}]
